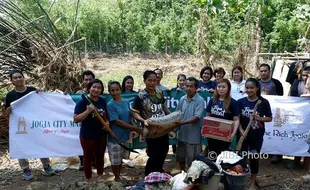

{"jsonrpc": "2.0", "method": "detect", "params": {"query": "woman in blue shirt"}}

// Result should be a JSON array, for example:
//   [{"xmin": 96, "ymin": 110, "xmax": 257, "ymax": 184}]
[
  {"xmin": 206, "ymin": 79, "xmax": 240, "ymax": 158},
  {"xmin": 198, "ymin": 66, "xmax": 216, "ymax": 92},
  {"xmin": 171, "ymin": 74, "xmax": 186, "ymax": 92},
  {"xmin": 238, "ymin": 78, "xmax": 272, "ymax": 190},
  {"xmin": 107, "ymin": 81, "xmax": 142, "ymax": 181},
  {"xmin": 213, "ymin": 67, "xmax": 226, "ymax": 85}
]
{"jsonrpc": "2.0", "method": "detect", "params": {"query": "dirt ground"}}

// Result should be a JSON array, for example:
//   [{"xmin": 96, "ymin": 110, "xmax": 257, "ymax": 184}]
[
  {"xmin": 84, "ymin": 53, "xmax": 209, "ymax": 91},
  {"xmin": 1, "ymin": 55, "xmax": 310, "ymax": 189},
  {"xmin": 1, "ymin": 145, "xmax": 310, "ymax": 190}
]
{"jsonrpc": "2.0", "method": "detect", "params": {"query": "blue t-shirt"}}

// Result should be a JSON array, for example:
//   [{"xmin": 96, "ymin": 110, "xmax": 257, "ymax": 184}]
[
  {"xmin": 206, "ymin": 98, "xmax": 239, "ymax": 120},
  {"xmin": 107, "ymin": 99, "xmax": 131, "ymax": 143},
  {"xmin": 74, "ymin": 96, "xmax": 108, "ymax": 140},
  {"xmin": 213, "ymin": 79, "xmax": 218, "ymax": 85},
  {"xmin": 198, "ymin": 80, "xmax": 216, "ymax": 92},
  {"xmin": 238, "ymin": 97, "xmax": 272, "ymax": 138},
  {"xmin": 177, "ymin": 93, "xmax": 205, "ymax": 144},
  {"xmin": 171, "ymin": 87, "xmax": 186, "ymax": 95}
]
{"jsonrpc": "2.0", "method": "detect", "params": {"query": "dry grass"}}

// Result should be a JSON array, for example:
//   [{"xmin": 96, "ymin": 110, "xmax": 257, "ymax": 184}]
[{"xmin": 85, "ymin": 54, "xmax": 208, "ymax": 92}]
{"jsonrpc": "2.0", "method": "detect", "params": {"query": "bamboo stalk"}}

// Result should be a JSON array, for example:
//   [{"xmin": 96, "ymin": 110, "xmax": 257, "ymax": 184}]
[
  {"xmin": 258, "ymin": 53, "xmax": 306, "ymax": 56},
  {"xmin": 0, "ymin": 15, "xmax": 45, "ymax": 41},
  {"xmin": 0, "ymin": 33, "xmax": 38, "ymax": 55},
  {"xmin": 277, "ymin": 57, "xmax": 310, "ymax": 60},
  {"xmin": 48, "ymin": 37, "xmax": 86, "ymax": 53},
  {"xmin": 82, "ymin": 94, "xmax": 139, "ymax": 154},
  {"xmin": 0, "ymin": 0, "xmax": 82, "ymax": 93},
  {"xmin": 236, "ymin": 100, "xmax": 262, "ymax": 152}
]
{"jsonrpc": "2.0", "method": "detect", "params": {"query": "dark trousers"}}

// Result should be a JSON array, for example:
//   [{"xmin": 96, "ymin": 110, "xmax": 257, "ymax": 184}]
[
  {"xmin": 145, "ymin": 134, "xmax": 169, "ymax": 176},
  {"xmin": 207, "ymin": 138, "xmax": 231, "ymax": 160},
  {"xmin": 80, "ymin": 136, "xmax": 106, "ymax": 179},
  {"xmin": 172, "ymin": 145, "xmax": 177, "ymax": 154},
  {"xmin": 294, "ymin": 156, "xmax": 302, "ymax": 162},
  {"xmin": 79, "ymin": 156, "xmax": 83, "ymax": 166},
  {"xmin": 240, "ymin": 136, "xmax": 263, "ymax": 174},
  {"xmin": 79, "ymin": 155, "xmax": 96, "ymax": 167}
]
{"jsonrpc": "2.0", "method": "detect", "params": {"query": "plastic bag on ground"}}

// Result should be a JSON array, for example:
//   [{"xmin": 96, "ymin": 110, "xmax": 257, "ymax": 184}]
[{"xmin": 171, "ymin": 171, "xmax": 192, "ymax": 190}]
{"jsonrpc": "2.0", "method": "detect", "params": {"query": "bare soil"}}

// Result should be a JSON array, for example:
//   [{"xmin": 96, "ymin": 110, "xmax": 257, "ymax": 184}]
[
  {"xmin": 1, "ymin": 146, "xmax": 310, "ymax": 190},
  {"xmin": 84, "ymin": 53, "xmax": 208, "ymax": 91}
]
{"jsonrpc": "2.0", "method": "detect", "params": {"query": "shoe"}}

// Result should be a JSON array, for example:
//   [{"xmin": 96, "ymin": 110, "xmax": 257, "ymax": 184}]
[
  {"xmin": 23, "ymin": 168, "xmax": 33, "ymax": 181},
  {"xmin": 286, "ymin": 161, "xmax": 300, "ymax": 169},
  {"xmin": 42, "ymin": 165, "xmax": 57, "ymax": 176},
  {"xmin": 270, "ymin": 155, "xmax": 282, "ymax": 164},
  {"xmin": 78, "ymin": 165, "xmax": 84, "ymax": 171}
]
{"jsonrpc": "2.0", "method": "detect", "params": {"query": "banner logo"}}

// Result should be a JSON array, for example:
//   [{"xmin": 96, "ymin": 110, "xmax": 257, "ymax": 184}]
[
  {"xmin": 16, "ymin": 117, "xmax": 28, "ymax": 134},
  {"xmin": 273, "ymin": 108, "xmax": 300, "ymax": 128}
]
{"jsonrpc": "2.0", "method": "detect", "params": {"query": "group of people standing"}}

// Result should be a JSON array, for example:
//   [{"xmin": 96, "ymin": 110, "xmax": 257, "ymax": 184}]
[
  {"xmin": 170, "ymin": 65, "xmax": 273, "ymax": 190},
  {"xmin": 74, "ymin": 70, "xmax": 143, "ymax": 182},
  {"xmin": 4, "ymin": 62, "xmax": 310, "ymax": 189}
]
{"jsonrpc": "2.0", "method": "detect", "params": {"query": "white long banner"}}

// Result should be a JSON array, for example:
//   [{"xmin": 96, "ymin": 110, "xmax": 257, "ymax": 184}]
[
  {"xmin": 9, "ymin": 92, "xmax": 82, "ymax": 159},
  {"xmin": 262, "ymin": 95, "xmax": 310, "ymax": 156},
  {"xmin": 9, "ymin": 92, "xmax": 310, "ymax": 158}
]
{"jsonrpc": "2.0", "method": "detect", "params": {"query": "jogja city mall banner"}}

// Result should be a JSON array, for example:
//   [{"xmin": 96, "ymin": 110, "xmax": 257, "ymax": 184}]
[
  {"xmin": 9, "ymin": 91, "xmax": 310, "ymax": 158},
  {"xmin": 9, "ymin": 92, "xmax": 82, "ymax": 159}
]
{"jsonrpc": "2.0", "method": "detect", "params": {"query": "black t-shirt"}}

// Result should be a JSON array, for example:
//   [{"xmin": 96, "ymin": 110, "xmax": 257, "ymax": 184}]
[
  {"xmin": 74, "ymin": 96, "xmax": 108, "ymax": 140},
  {"xmin": 206, "ymin": 98, "xmax": 240, "ymax": 120},
  {"xmin": 238, "ymin": 97, "xmax": 272, "ymax": 138},
  {"xmin": 5, "ymin": 86, "xmax": 37, "ymax": 108},
  {"xmin": 131, "ymin": 89, "xmax": 166, "ymax": 120}
]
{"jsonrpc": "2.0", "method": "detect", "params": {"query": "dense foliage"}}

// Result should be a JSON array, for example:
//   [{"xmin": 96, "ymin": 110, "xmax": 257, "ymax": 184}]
[{"xmin": 13, "ymin": 0, "xmax": 310, "ymax": 54}]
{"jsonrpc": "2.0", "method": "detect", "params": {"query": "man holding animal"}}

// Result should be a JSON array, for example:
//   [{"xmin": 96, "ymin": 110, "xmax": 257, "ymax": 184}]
[{"xmin": 131, "ymin": 70, "xmax": 172, "ymax": 176}]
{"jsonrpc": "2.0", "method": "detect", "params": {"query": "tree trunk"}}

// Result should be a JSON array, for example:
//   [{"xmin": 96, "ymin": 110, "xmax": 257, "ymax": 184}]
[
  {"xmin": 99, "ymin": 26, "xmax": 102, "ymax": 52},
  {"xmin": 196, "ymin": 9, "xmax": 210, "ymax": 66},
  {"xmin": 253, "ymin": 4, "xmax": 262, "ymax": 72}
]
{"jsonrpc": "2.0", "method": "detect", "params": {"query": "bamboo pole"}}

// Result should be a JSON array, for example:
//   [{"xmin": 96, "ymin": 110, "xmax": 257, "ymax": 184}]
[
  {"xmin": 48, "ymin": 37, "xmax": 86, "ymax": 53},
  {"xmin": 258, "ymin": 53, "xmax": 306, "ymax": 56},
  {"xmin": 0, "ymin": 32, "xmax": 38, "ymax": 55},
  {"xmin": 0, "ymin": 15, "xmax": 45, "ymax": 41},
  {"xmin": 276, "ymin": 57, "xmax": 310, "ymax": 60}
]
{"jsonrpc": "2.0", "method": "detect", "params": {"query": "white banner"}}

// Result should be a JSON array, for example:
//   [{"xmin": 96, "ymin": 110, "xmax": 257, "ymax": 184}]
[
  {"xmin": 9, "ymin": 92, "xmax": 310, "ymax": 158},
  {"xmin": 262, "ymin": 95, "xmax": 310, "ymax": 157},
  {"xmin": 9, "ymin": 92, "xmax": 82, "ymax": 159}
]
